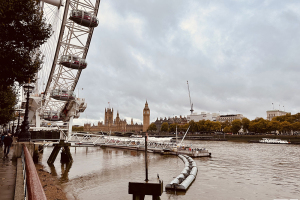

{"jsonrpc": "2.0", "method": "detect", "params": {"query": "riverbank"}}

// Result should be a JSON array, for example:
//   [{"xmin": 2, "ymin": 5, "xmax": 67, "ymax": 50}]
[
  {"xmin": 148, "ymin": 133, "xmax": 300, "ymax": 143},
  {"xmin": 222, "ymin": 135, "xmax": 300, "ymax": 142},
  {"xmin": 35, "ymin": 163, "xmax": 68, "ymax": 200}
]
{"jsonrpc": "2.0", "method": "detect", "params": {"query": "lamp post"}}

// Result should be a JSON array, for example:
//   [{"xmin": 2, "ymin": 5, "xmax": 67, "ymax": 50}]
[
  {"xmin": 15, "ymin": 109, "xmax": 22, "ymax": 137},
  {"xmin": 19, "ymin": 83, "xmax": 34, "ymax": 142}
]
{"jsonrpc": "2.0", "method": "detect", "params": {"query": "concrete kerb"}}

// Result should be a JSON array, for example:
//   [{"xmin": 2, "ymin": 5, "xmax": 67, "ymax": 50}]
[
  {"xmin": 13, "ymin": 142, "xmax": 34, "ymax": 159},
  {"xmin": 13, "ymin": 142, "xmax": 35, "ymax": 200},
  {"xmin": 14, "ymin": 158, "xmax": 25, "ymax": 200}
]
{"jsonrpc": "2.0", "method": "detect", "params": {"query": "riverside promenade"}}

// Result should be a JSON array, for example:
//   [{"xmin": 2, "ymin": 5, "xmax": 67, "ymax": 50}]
[{"xmin": 0, "ymin": 143, "xmax": 17, "ymax": 200}]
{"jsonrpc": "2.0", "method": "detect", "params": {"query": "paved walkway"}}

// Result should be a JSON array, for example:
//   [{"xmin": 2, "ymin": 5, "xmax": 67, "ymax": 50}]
[{"xmin": 0, "ymin": 143, "xmax": 17, "ymax": 200}]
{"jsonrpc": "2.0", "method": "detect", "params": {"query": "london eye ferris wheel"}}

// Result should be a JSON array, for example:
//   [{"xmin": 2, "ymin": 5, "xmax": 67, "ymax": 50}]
[{"xmin": 24, "ymin": 0, "xmax": 101, "ymax": 133}]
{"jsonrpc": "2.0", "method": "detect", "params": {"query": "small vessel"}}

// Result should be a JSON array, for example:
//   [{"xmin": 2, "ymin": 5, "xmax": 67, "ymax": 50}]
[
  {"xmin": 130, "ymin": 134, "xmax": 143, "ymax": 138},
  {"xmin": 259, "ymin": 138, "xmax": 290, "ymax": 144}
]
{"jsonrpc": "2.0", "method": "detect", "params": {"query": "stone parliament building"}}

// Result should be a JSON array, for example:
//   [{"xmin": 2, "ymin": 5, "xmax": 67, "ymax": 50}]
[{"xmin": 84, "ymin": 101, "xmax": 150, "ymax": 133}]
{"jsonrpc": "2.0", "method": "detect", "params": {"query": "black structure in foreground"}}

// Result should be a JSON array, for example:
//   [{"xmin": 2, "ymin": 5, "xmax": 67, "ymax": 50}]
[{"xmin": 129, "ymin": 182, "xmax": 163, "ymax": 200}]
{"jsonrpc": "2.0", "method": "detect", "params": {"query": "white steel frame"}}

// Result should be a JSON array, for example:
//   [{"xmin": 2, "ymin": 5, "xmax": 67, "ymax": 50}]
[{"xmin": 38, "ymin": 0, "xmax": 100, "ymax": 121}]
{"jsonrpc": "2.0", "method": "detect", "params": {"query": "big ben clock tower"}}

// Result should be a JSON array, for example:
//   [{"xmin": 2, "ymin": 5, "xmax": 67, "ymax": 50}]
[{"xmin": 143, "ymin": 101, "xmax": 150, "ymax": 132}]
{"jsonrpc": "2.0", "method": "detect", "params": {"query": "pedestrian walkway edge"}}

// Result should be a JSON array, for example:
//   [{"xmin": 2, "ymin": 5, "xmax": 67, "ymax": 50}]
[{"xmin": 14, "ymin": 158, "xmax": 25, "ymax": 200}]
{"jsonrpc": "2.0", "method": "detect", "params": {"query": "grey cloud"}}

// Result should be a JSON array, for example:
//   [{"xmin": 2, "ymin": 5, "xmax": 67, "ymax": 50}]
[{"xmin": 74, "ymin": 0, "xmax": 300, "ymax": 125}]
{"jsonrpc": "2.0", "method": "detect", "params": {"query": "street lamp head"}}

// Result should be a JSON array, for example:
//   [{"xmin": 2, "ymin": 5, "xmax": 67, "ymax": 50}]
[{"xmin": 23, "ymin": 83, "xmax": 34, "ymax": 93}]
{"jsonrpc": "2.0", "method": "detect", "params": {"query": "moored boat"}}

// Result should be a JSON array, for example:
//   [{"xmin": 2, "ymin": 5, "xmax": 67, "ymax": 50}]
[
  {"xmin": 130, "ymin": 134, "xmax": 143, "ymax": 138},
  {"xmin": 259, "ymin": 138, "xmax": 290, "ymax": 144}
]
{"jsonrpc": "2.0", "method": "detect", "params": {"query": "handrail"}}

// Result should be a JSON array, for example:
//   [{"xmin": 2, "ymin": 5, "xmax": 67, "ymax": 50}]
[
  {"xmin": 21, "ymin": 148, "xmax": 28, "ymax": 199},
  {"xmin": 22, "ymin": 144, "xmax": 47, "ymax": 200}
]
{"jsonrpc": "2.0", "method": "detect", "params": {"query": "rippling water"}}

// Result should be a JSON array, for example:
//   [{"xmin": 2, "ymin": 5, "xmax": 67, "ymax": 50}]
[{"xmin": 39, "ymin": 140, "xmax": 300, "ymax": 200}]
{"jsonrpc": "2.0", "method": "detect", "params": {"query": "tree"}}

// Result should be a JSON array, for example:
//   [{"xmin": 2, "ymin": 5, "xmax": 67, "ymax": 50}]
[
  {"xmin": 256, "ymin": 118, "xmax": 268, "ymax": 134},
  {"xmin": 221, "ymin": 120, "xmax": 230, "ymax": 131},
  {"xmin": 291, "ymin": 122, "xmax": 300, "ymax": 133},
  {"xmin": 189, "ymin": 120, "xmax": 198, "ymax": 133},
  {"xmin": 0, "ymin": 86, "xmax": 18, "ymax": 125},
  {"xmin": 242, "ymin": 118, "xmax": 250, "ymax": 132},
  {"xmin": 211, "ymin": 121, "xmax": 221, "ymax": 132},
  {"xmin": 248, "ymin": 121, "xmax": 258, "ymax": 133},
  {"xmin": 249, "ymin": 118, "xmax": 268, "ymax": 134},
  {"xmin": 280, "ymin": 121, "xmax": 291, "ymax": 135},
  {"xmin": 197, "ymin": 120, "xmax": 206, "ymax": 132},
  {"xmin": 179, "ymin": 124, "xmax": 189, "ymax": 133},
  {"xmin": 231, "ymin": 119, "xmax": 242, "ymax": 134},
  {"xmin": 204, "ymin": 120, "xmax": 214, "ymax": 133},
  {"xmin": 0, "ymin": 0, "xmax": 52, "ymax": 86},
  {"xmin": 147, "ymin": 123, "xmax": 157, "ymax": 132},
  {"xmin": 267, "ymin": 120, "xmax": 280, "ymax": 134},
  {"xmin": 168, "ymin": 123, "xmax": 177, "ymax": 132},
  {"xmin": 223, "ymin": 126, "xmax": 231, "ymax": 133},
  {"xmin": 161, "ymin": 122, "xmax": 169, "ymax": 132}
]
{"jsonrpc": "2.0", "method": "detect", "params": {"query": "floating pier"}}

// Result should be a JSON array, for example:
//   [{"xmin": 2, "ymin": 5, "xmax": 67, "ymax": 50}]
[
  {"xmin": 165, "ymin": 154, "xmax": 197, "ymax": 191},
  {"xmin": 66, "ymin": 133, "xmax": 212, "ymax": 157},
  {"xmin": 99, "ymin": 143, "xmax": 211, "ymax": 157}
]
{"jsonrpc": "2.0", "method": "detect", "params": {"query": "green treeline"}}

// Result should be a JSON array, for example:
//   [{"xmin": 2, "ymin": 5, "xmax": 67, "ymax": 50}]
[{"xmin": 148, "ymin": 113, "xmax": 300, "ymax": 135}]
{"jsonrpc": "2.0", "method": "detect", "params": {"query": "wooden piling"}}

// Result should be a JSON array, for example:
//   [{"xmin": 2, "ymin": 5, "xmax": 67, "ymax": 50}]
[{"xmin": 47, "ymin": 140, "xmax": 72, "ymax": 164}]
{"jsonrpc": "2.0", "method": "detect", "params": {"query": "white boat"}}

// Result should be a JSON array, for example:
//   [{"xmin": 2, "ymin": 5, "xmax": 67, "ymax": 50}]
[
  {"xmin": 130, "ymin": 134, "xmax": 143, "ymax": 138},
  {"xmin": 148, "ymin": 137, "xmax": 173, "ymax": 142},
  {"xmin": 259, "ymin": 138, "xmax": 290, "ymax": 144}
]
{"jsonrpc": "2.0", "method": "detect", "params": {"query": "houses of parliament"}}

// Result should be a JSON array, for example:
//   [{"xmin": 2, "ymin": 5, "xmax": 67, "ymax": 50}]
[{"xmin": 83, "ymin": 101, "xmax": 150, "ymax": 133}]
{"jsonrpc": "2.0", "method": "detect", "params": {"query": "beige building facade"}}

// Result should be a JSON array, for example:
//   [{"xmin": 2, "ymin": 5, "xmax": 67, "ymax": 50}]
[
  {"xmin": 266, "ymin": 110, "xmax": 290, "ymax": 121},
  {"xmin": 217, "ymin": 114, "xmax": 244, "ymax": 123}
]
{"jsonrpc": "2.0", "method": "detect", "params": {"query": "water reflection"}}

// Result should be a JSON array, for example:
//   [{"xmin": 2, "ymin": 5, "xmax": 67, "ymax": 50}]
[
  {"xmin": 47, "ymin": 160, "xmax": 73, "ymax": 183},
  {"xmin": 39, "ymin": 142, "xmax": 300, "ymax": 200}
]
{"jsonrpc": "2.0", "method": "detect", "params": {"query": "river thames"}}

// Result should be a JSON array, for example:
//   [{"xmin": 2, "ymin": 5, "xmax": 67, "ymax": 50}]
[{"xmin": 39, "ymin": 140, "xmax": 300, "ymax": 200}]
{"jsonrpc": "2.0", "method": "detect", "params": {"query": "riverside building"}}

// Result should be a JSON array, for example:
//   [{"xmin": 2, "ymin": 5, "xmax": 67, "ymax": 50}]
[
  {"xmin": 187, "ymin": 112, "xmax": 219, "ymax": 123},
  {"xmin": 84, "ymin": 101, "xmax": 150, "ymax": 133},
  {"xmin": 266, "ymin": 110, "xmax": 290, "ymax": 121},
  {"xmin": 216, "ymin": 114, "xmax": 244, "ymax": 123},
  {"xmin": 153, "ymin": 116, "xmax": 187, "ymax": 131}
]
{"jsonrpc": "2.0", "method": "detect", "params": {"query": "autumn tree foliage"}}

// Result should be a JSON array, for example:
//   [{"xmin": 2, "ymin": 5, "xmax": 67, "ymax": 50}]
[
  {"xmin": 160, "ymin": 122, "xmax": 169, "ymax": 132},
  {"xmin": 147, "ymin": 123, "xmax": 157, "ymax": 131},
  {"xmin": 0, "ymin": 87, "xmax": 18, "ymax": 125},
  {"xmin": 0, "ymin": 0, "xmax": 52, "ymax": 86},
  {"xmin": 0, "ymin": 0, "xmax": 51, "ymax": 125}
]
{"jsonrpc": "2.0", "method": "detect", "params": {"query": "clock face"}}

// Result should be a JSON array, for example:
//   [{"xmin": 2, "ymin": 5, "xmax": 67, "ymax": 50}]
[{"xmin": 147, "ymin": 111, "xmax": 149, "ymax": 114}]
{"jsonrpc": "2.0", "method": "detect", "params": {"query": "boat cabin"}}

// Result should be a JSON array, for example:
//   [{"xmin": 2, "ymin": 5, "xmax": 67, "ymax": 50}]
[
  {"xmin": 50, "ymin": 89, "xmax": 76, "ymax": 101},
  {"xmin": 69, "ymin": 10, "xmax": 99, "ymax": 27},
  {"xmin": 60, "ymin": 55, "xmax": 87, "ymax": 69},
  {"xmin": 43, "ymin": 111, "xmax": 61, "ymax": 121}
]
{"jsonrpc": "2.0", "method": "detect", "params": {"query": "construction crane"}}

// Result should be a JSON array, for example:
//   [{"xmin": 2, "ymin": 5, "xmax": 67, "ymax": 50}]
[{"xmin": 187, "ymin": 81, "xmax": 194, "ymax": 114}]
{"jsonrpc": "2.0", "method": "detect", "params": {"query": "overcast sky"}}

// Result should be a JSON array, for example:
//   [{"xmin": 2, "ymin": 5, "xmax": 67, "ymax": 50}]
[{"xmin": 73, "ymin": 0, "xmax": 300, "ymax": 126}]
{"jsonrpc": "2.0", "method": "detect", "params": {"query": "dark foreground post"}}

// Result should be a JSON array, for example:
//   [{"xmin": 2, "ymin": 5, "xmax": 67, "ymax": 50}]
[
  {"xmin": 129, "ymin": 133, "xmax": 162, "ymax": 200},
  {"xmin": 145, "ymin": 134, "xmax": 148, "ymax": 181},
  {"xmin": 129, "ymin": 181, "xmax": 163, "ymax": 200}
]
